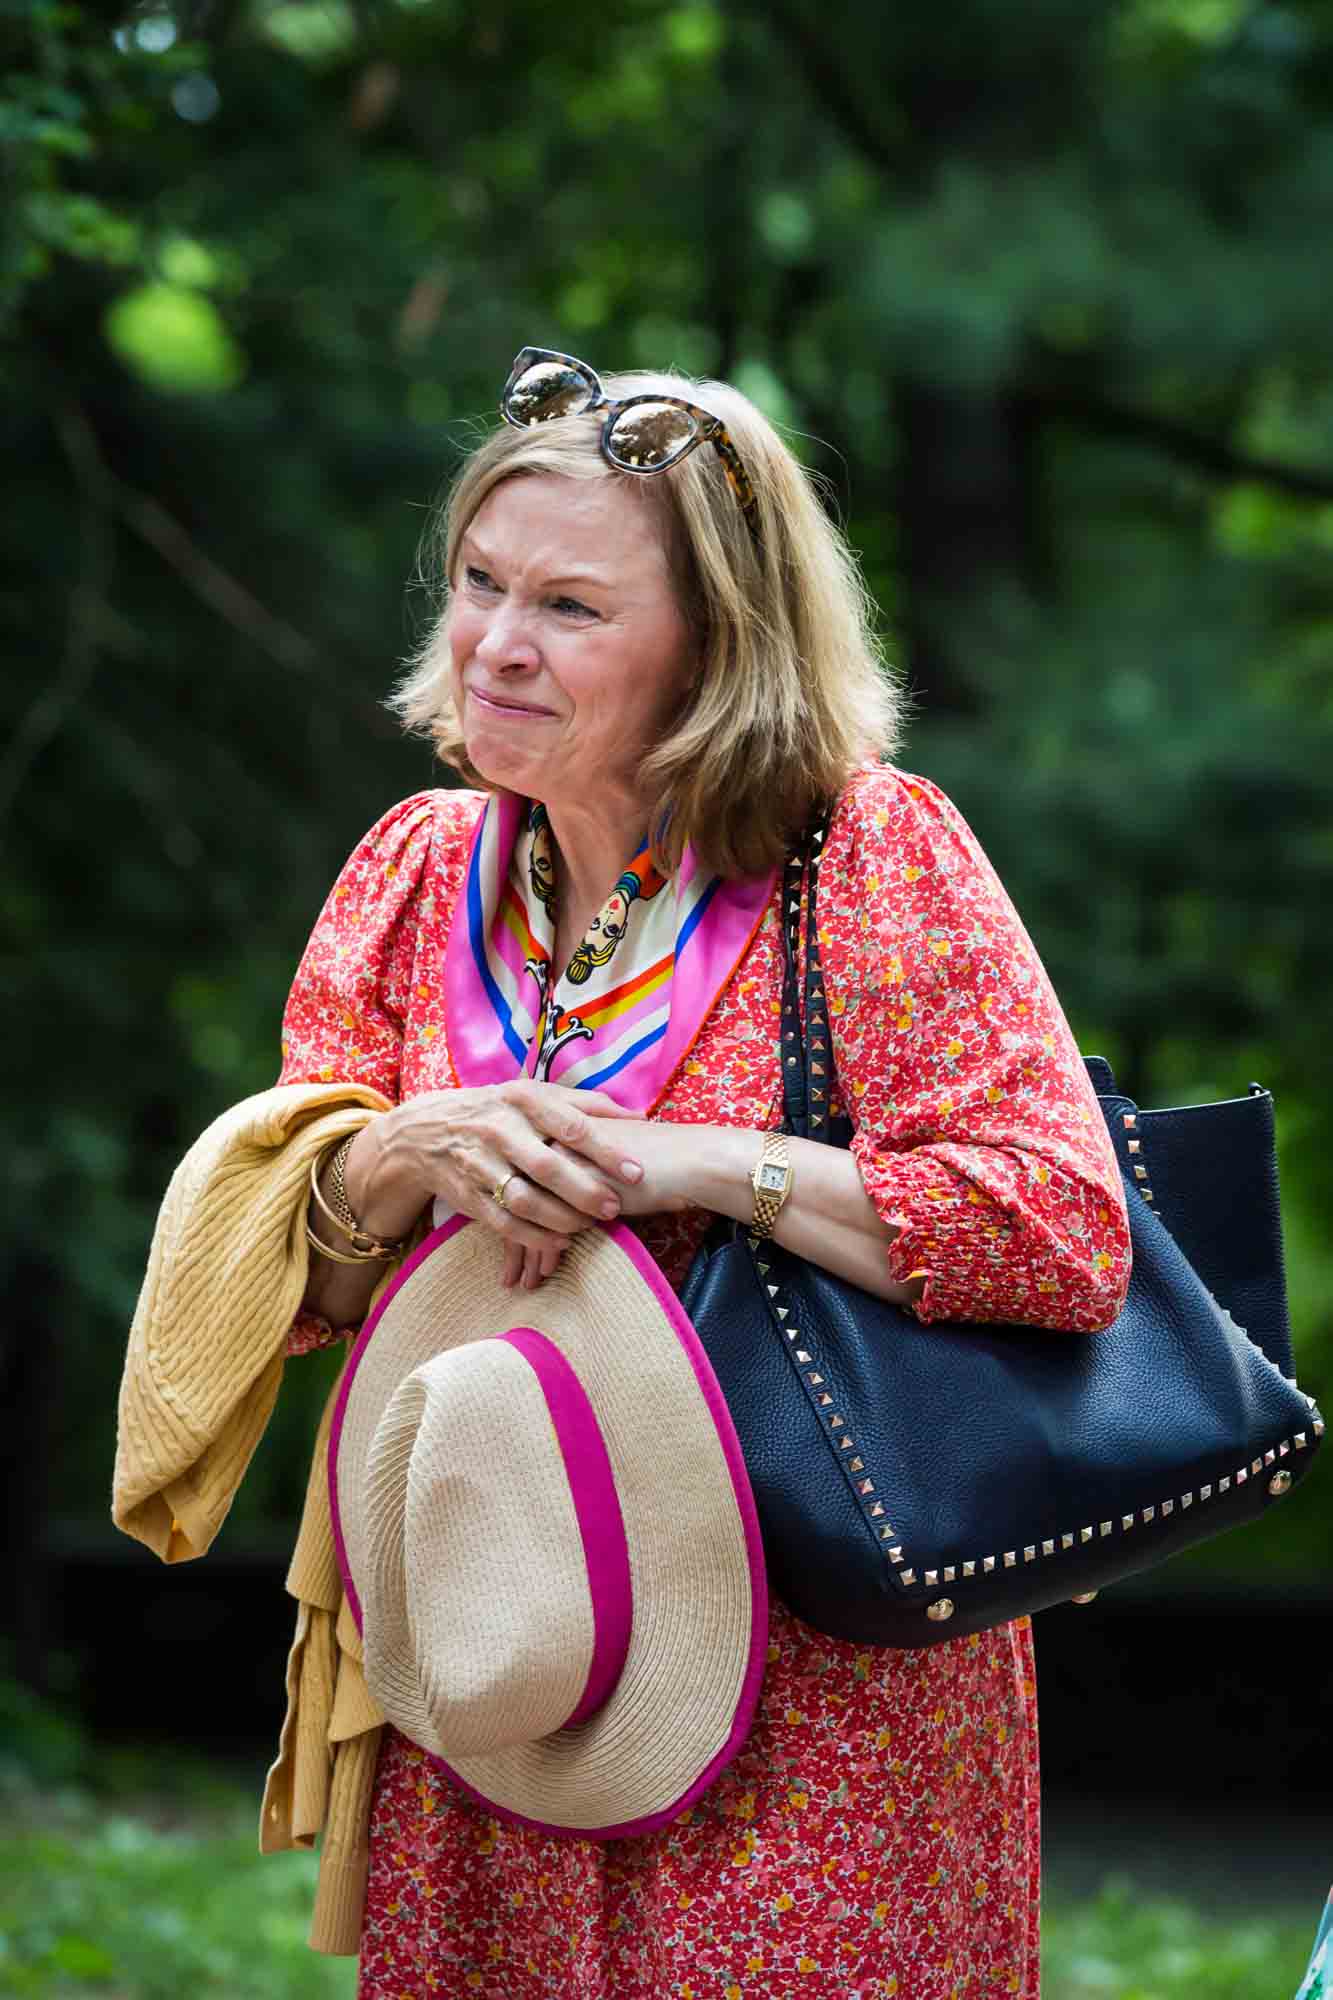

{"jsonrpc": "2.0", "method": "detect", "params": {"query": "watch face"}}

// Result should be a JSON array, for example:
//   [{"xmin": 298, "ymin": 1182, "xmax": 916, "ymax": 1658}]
[{"xmin": 758, "ymin": 1163, "xmax": 788, "ymax": 1192}]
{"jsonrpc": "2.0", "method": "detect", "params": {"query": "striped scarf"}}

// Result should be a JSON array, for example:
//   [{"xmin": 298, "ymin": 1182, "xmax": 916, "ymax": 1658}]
[{"xmin": 443, "ymin": 792, "xmax": 775, "ymax": 1113}]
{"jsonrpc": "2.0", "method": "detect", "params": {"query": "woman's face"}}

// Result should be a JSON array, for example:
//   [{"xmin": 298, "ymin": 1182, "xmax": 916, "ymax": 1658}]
[{"xmin": 446, "ymin": 473, "xmax": 696, "ymax": 816}]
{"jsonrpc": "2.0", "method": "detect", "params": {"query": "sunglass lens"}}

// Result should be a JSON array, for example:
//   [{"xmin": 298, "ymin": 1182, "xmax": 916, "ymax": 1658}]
[
  {"xmin": 506, "ymin": 360, "xmax": 594, "ymax": 425},
  {"xmin": 606, "ymin": 402, "xmax": 698, "ymax": 470}
]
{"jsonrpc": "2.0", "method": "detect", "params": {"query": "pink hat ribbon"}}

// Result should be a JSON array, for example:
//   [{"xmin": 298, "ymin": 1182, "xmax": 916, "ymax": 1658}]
[{"xmin": 495, "ymin": 1326, "xmax": 632, "ymax": 1727}]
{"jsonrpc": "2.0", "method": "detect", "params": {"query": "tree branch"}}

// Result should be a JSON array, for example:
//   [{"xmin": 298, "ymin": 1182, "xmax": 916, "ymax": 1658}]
[
  {"xmin": 1027, "ymin": 387, "xmax": 1333, "ymax": 504},
  {"xmin": 1, "ymin": 399, "xmax": 399, "ymax": 850},
  {"xmin": 110, "ymin": 479, "xmax": 398, "ymax": 737},
  {"xmin": 113, "ymin": 482, "xmax": 323, "ymax": 674},
  {"xmin": 746, "ymin": 0, "xmax": 906, "ymax": 176},
  {"xmin": 0, "ymin": 403, "xmax": 114, "ymax": 850}
]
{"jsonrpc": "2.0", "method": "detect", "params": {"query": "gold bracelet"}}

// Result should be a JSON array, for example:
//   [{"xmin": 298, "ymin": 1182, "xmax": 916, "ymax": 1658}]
[
  {"xmin": 330, "ymin": 1135, "xmax": 413, "ymax": 1253},
  {"xmin": 327, "ymin": 1137, "xmax": 362, "ymax": 1238},
  {"xmin": 308, "ymin": 1143, "xmax": 406, "ymax": 1260},
  {"xmin": 304, "ymin": 1221, "xmax": 385, "ymax": 1267}
]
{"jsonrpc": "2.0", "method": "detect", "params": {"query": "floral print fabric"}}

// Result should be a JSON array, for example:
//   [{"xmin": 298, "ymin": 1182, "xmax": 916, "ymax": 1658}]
[
  {"xmin": 360, "ymin": 1605, "xmax": 1041, "ymax": 1999},
  {"xmin": 278, "ymin": 764, "xmax": 1132, "ymax": 1998}
]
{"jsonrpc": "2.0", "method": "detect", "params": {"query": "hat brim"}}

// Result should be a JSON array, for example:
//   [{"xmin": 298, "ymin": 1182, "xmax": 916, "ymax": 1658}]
[{"xmin": 329, "ymin": 1215, "xmax": 768, "ymax": 1839}]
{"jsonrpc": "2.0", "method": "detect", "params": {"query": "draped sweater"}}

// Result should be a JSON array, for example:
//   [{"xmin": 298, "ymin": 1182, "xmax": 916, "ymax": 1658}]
[{"xmin": 113, "ymin": 1080, "xmax": 396, "ymax": 1953}]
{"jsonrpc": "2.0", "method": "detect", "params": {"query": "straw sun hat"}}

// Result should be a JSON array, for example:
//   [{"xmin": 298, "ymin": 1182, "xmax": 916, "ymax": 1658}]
[{"xmin": 328, "ymin": 1213, "xmax": 768, "ymax": 1837}]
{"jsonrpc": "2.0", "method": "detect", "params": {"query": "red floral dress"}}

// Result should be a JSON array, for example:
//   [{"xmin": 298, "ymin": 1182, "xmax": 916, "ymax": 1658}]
[{"xmin": 279, "ymin": 765, "xmax": 1131, "ymax": 2000}]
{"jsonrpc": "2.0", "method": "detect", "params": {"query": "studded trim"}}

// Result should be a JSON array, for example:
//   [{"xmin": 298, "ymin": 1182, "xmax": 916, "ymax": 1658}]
[
  {"xmin": 1123, "ymin": 1115, "xmax": 1155, "ymax": 1200},
  {"xmin": 748, "ymin": 1203, "xmax": 1322, "ymax": 1603},
  {"xmin": 761, "ymin": 812, "xmax": 909, "ymax": 1562}
]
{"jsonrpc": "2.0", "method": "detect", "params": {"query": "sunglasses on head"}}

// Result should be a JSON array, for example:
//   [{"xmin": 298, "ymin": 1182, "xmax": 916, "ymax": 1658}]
[{"xmin": 500, "ymin": 346, "xmax": 761, "ymax": 549}]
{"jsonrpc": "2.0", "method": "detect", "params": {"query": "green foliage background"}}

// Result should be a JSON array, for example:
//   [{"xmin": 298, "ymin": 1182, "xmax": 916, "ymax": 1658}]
[{"xmin": 3, "ymin": 0, "xmax": 1331, "ymax": 1579}]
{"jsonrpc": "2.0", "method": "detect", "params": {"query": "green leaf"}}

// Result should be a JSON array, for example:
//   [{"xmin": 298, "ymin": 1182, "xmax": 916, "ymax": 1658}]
[
  {"xmin": 49, "ymin": 1933, "xmax": 116, "ymax": 1978},
  {"xmin": 22, "ymin": 191, "xmax": 139, "ymax": 265},
  {"xmin": 103, "ymin": 282, "xmax": 246, "ymax": 393},
  {"xmin": 158, "ymin": 235, "xmax": 223, "ymax": 289},
  {"xmin": 663, "ymin": 4, "xmax": 723, "ymax": 62},
  {"xmin": 259, "ymin": 1, "xmax": 360, "ymax": 62},
  {"xmin": 757, "ymin": 191, "xmax": 814, "ymax": 258}
]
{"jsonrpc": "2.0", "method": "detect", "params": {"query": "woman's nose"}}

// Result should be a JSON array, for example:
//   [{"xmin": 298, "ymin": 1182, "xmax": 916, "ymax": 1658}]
[{"xmin": 473, "ymin": 604, "xmax": 541, "ymax": 673}]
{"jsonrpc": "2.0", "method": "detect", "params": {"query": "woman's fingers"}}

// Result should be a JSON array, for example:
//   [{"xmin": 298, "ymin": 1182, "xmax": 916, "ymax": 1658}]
[
  {"xmin": 489, "ymin": 1089, "xmax": 631, "ymax": 1223},
  {"xmin": 513, "ymin": 1085, "xmax": 644, "ymax": 1190},
  {"xmin": 470, "ymin": 1152, "xmax": 572, "ymax": 1253},
  {"xmin": 505, "ymin": 1132, "xmax": 624, "ymax": 1224},
  {"xmin": 524, "ymin": 1241, "xmax": 564, "ymax": 1290},
  {"xmin": 402, "ymin": 1083, "xmax": 641, "ymax": 1255},
  {"xmin": 493, "ymin": 1155, "xmax": 611, "ymax": 1234},
  {"xmin": 502, "ymin": 1238, "xmax": 565, "ymax": 1292},
  {"xmin": 561, "ymin": 1087, "xmax": 639, "ymax": 1119},
  {"xmin": 540, "ymin": 1241, "xmax": 564, "ymax": 1278}
]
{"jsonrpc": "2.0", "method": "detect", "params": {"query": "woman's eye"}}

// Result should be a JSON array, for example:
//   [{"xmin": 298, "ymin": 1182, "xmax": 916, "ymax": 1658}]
[
  {"xmin": 465, "ymin": 566, "xmax": 497, "ymax": 591},
  {"xmin": 552, "ymin": 596, "xmax": 596, "ymax": 618}
]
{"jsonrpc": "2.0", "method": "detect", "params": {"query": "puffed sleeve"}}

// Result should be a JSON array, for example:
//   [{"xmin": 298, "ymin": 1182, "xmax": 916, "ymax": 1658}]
[
  {"xmin": 278, "ymin": 792, "xmax": 440, "ymax": 1353},
  {"xmin": 821, "ymin": 767, "xmax": 1131, "ymax": 1331},
  {"xmin": 278, "ymin": 792, "xmax": 440, "ymax": 1099}
]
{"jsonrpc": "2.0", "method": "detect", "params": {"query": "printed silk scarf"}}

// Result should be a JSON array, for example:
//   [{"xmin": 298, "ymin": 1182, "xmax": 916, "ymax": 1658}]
[{"xmin": 442, "ymin": 791, "xmax": 776, "ymax": 1115}]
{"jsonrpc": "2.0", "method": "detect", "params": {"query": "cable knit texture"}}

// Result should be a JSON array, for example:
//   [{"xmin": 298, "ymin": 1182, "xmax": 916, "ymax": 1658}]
[{"xmin": 112, "ymin": 1079, "xmax": 395, "ymax": 1951}]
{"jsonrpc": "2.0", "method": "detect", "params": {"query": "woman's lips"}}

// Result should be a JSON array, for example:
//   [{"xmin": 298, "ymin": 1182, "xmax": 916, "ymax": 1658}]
[{"xmin": 468, "ymin": 687, "xmax": 557, "ymax": 718}]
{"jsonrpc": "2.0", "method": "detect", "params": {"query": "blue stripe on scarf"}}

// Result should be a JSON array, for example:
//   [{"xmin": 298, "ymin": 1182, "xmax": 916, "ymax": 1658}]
[
  {"xmin": 579, "ymin": 1021, "xmax": 669, "ymax": 1091},
  {"xmin": 675, "ymin": 873, "xmax": 719, "ymax": 958}
]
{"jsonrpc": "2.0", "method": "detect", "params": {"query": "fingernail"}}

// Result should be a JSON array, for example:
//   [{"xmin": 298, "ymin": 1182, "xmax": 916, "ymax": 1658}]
[
  {"xmin": 601, "ymin": 1198, "xmax": 620, "ymax": 1219},
  {"xmin": 621, "ymin": 1160, "xmax": 643, "ymax": 1183}
]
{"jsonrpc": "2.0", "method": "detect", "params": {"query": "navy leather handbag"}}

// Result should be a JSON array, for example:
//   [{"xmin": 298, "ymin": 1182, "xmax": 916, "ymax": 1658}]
[{"xmin": 680, "ymin": 821, "xmax": 1324, "ymax": 1647}]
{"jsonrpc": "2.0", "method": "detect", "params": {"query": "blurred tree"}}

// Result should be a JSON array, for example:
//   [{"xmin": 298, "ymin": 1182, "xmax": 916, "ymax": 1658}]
[{"xmin": 2, "ymin": 0, "xmax": 1330, "ymax": 1614}]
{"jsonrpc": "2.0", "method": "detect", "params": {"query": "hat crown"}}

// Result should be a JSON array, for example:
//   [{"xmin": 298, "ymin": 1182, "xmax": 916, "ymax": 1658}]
[{"xmin": 364, "ymin": 1339, "xmax": 612, "ymax": 1756}]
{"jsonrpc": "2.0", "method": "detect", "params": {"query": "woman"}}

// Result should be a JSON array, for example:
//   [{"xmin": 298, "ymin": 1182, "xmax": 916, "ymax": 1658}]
[{"xmin": 125, "ymin": 347, "xmax": 1131, "ymax": 1997}]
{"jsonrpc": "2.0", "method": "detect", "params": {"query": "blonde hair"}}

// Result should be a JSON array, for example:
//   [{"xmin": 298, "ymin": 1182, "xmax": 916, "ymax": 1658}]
[{"xmin": 391, "ymin": 370, "xmax": 905, "ymax": 878}]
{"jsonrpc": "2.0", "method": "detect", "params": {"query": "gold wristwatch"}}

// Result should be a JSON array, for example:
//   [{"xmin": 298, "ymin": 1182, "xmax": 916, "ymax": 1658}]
[{"xmin": 750, "ymin": 1131, "xmax": 794, "ymax": 1237}]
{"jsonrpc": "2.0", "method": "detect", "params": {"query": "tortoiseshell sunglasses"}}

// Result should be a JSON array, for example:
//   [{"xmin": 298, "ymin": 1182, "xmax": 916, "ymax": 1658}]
[{"xmin": 500, "ymin": 346, "xmax": 762, "ymax": 549}]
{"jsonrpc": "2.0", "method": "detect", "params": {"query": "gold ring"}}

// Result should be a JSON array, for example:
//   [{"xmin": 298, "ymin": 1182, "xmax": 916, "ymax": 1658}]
[{"xmin": 491, "ymin": 1170, "xmax": 519, "ymax": 1211}]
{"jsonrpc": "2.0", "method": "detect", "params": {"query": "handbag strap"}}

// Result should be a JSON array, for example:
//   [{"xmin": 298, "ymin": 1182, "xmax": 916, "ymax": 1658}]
[{"xmin": 779, "ymin": 806, "xmax": 837, "ymax": 1145}]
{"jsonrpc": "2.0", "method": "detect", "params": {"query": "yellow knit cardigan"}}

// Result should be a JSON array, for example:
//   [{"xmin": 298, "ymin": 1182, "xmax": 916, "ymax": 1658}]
[{"xmin": 113, "ymin": 1081, "xmax": 403, "ymax": 1956}]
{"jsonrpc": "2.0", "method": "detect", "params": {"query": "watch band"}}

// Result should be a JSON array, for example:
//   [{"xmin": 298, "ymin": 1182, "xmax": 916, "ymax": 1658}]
[{"xmin": 751, "ymin": 1130, "xmax": 793, "ymax": 1238}]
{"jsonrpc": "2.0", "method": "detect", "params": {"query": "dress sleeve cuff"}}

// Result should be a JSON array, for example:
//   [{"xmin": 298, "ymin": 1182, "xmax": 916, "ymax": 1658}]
[
  {"xmin": 849, "ymin": 1133, "xmax": 1016, "ymax": 1326},
  {"xmin": 286, "ymin": 1310, "xmax": 357, "ymax": 1357}
]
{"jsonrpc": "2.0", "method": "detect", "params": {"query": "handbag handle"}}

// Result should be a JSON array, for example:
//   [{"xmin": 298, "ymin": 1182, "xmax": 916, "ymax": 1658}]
[{"xmin": 778, "ymin": 808, "xmax": 836, "ymax": 1145}]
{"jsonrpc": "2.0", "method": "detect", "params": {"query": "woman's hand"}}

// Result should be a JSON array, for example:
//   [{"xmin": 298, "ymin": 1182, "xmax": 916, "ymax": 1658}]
[
  {"xmin": 569, "ymin": 1117, "xmax": 697, "ymax": 1219},
  {"xmin": 499, "ymin": 1117, "xmax": 701, "ymax": 1290},
  {"xmin": 346, "ymin": 1080, "xmax": 644, "ymax": 1291}
]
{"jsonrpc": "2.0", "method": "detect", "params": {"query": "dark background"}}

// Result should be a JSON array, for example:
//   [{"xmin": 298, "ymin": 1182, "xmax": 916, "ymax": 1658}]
[{"xmin": 3, "ymin": 0, "xmax": 1330, "ymax": 1888}]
